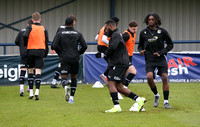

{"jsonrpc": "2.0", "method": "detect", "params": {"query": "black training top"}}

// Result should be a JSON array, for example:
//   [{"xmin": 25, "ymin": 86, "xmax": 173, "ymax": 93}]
[
  {"xmin": 105, "ymin": 28, "xmax": 129, "ymax": 67},
  {"xmin": 15, "ymin": 29, "xmax": 27, "ymax": 56},
  {"xmin": 138, "ymin": 26, "xmax": 173, "ymax": 62},
  {"xmin": 52, "ymin": 27, "xmax": 88, "ymax": 63}
]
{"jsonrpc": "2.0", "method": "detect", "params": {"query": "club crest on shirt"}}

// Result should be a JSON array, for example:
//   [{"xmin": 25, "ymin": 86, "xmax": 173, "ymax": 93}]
[
  {"xmin": 157, "ymin": 30, "xmax": 161, "ymax": 34},
  {"xmin": 144, "ymin": 31, "xmax": 147, "ymax": 34}
]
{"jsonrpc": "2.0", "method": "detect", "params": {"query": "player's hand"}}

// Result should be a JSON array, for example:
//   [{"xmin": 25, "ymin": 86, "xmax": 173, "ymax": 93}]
[
  {"xmin": 95, "ymin": 52, "xmax": 105, "ymax": 58},
  {"xmin": 153, "ymin": 52, "xmax": 160, "ymax": 57},
  {"xmin": 50, "ymin": 50, "xmax": 56, "ymax": 54},
  {"xmin": 140, "ymin": 50, "xmax": 146, "ymax": 56}
]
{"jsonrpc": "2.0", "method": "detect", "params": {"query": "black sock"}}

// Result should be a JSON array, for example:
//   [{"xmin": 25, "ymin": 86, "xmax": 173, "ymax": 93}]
[
  {"xmin": 20, "ymin": 70, "xmax": 26, "ymax": 84},
  {"xmin": 28, "ymin": 74, "xmax": 34, "ymax": 89},
  {"xmin": 163, "ymin": 91, "xmax": 169, "ymax": 100},
  {"xmin": 128, "ymin": 92, "xmax": 138, "ymax": 101},
  {"xmin": 124, "ymin": 73, "xmax": 135, "ymax": 87},
  {"xmin": 61, "ymin": 78, "xmax": 68, "ymax": 88},
  {"xmin": 54, "ymin": 67, "xmax": 61, "ymax": 80},
  {"xmin": 151, "ymin": 86, "xmax": 158, "ymax": 95},
  {"xmin": 104, "ymin": 69, "xmax": 109, "ymax": 77},
  {"xmin": 110, "ymin": 92, "xmax": 119, "ymax": 105},
  {"xmin": 35, "ymin": 74, "xmax": 41, "ymax": 89},
  {"xmin": 70, "ymin": 78, "xmax": 77, "ymax": 96}
]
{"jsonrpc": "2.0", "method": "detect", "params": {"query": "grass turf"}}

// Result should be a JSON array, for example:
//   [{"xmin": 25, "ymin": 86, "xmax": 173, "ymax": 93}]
[{"xmin": 0, "ymin": 82, "xmax": 200, "ymax": 127}]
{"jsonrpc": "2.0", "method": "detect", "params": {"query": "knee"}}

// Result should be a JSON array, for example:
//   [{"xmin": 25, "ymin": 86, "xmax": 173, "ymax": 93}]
[{"xmin": 146, "ymin": 72, "xmax": 154, "ymax": 80}]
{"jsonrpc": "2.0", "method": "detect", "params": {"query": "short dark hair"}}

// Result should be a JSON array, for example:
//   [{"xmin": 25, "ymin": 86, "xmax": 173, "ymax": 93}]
[
  {"xmin": 105, "ymin": 19, "xmax": 116, "ymax": 26},
  {"xmin": 110, "ymin": 16, "xmax": 119, "ymax": 23},
  {"xmin": 144, "ymin": 12, "xmax": 162, "ymax": 26},
  {"xmin": 68, "ymin": 15, "xmax": 77, "ymax": 21},
  {"xmin": 129, "ymin": 20, "xmax": 138, "ymax": 27},
  {"xmin": 65, "ymin": 17, "xmax": 74, "ymax": 26}
]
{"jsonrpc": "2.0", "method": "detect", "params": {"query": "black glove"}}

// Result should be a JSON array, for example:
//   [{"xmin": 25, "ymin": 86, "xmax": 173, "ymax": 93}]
[{"xmin": 95, "ymin": 52, "xmax": 105, "ymax": 58}]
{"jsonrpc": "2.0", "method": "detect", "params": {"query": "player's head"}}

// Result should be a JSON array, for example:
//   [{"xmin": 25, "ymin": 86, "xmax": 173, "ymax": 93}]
[
  {"xmin": 110, "ymin": 16, "xmax": 119, "ymax": 26},
  {"xmin": 105, "ymin": 19, "xmax": 116, "ymax": 31},
  {"xmin": 67, "ymin": 15, "xmax": 77, "ymax": 25},
  {"xmin": 65, "ymin": 17, "xmax": 74, "ymax": 26},
  {"xmin": 144, "ymin": 12, "xmax": 162, "ymax": 27},
  {"xmin": 32, "ymin": 12, "xmax": 41, "ymax": 23},
  {"xmin": 128, "ymin": 20, "xmax": 138, "ymax": 34}
]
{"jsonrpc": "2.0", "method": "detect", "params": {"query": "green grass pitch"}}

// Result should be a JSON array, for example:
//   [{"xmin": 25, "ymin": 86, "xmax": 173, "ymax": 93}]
[{"xmin": 0, "ymin": 82, "xmax": 200, "ymax": 127}]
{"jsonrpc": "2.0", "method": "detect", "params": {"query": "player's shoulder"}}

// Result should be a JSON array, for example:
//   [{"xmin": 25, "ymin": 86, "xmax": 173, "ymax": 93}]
[{"xmin": 59, "ymin": 25, "xmax": 66, "ymax": 29}]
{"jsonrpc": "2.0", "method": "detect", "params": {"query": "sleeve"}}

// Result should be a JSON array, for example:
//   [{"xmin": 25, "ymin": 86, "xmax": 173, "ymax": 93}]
[
  {"xmin": 52, "ymin": 33, "xmax": 61, "ymax": 54},
  {"xmin": 15, "ymin": 31, "xmax": 22, "ymax": 46},
  {"xmin": 102, "ymin": 35, "xmax": 109, "ymax": 45},
  {"xmin": 137, "ymin": 31, "xmax": 145, "ymax": 52},
  {"xmin": 44, "ymin": 30, "xmax": 49, "ymax": 57},
  {"xmin": 78, "ymin": 33, "xmax": 88, "ymax": 54},
  {"xmin": 122, "ymin": 32, "xmax": 130, "ymax": 42},
  {"xmin": 95, "ymin": 34, "xmax": 99, "ymax": 41},
  {"xmin": 105, "ymin": 33, "xmax": 120, "ymax": 56},
  {"xmin": 157, "ymin": 30, "xmax": 174, "ymax": 56},
  {"xmin": 23, "ymin": 26, "xmax": 32, "ymax": 47}
]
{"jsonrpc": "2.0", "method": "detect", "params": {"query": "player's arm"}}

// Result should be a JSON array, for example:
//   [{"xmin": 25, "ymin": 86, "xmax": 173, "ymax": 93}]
[
  {"xmin": 15, "ymin": 31, "xmax": 22, "ymax": 46},
  {"xmin": 105, "ymin": 33, "xmax": 120, "ymax": 56},
  {"xmin": 122, "ymin": 32, "xmax": 130, "ymax": 42},
  {"xmin": 52, "ymin": 33, "xmax": 61, "ymax": 55},
  {"xmin": 78, "ymin": 33, "xmax": 88, "ymax": 54},
  {"xmin": 157, "ymin": 30, "xmax": 173, "ymax": 56},
  {"xmin": 138, "ymin": 31, "xmax": 146, "ymax": 56},
  {"xmin": 102, "ymin": 31, "xmax": 109, "ymax": 45},
  {"xmin": 44, "ymin": 29, "xmax": 49, "ymax": 57},
  {"xmin": 23, "ymin": 26, "xmax": 32, "ymax": 47}
]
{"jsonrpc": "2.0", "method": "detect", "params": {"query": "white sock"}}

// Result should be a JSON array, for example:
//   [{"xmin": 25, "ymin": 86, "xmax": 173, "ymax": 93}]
[
  {"xmin": 20, "ymin": 85, "xmax": 24, "ymax": 91},
  {"xmin": 35, "ymin": 89, "xmax": 39, "ymax": 95},
  {"xmin": 52, "ymin": 79, "xmax": 57, "ymax": 85},
  {"xmin": 136, "ymin": 97, "xmax": 141, "ymax": 102},
  {"xmin": 114, "ymin": 104, "xmax": 121, "ymax": 109},
  {"xmin": 164, "ymin": 100, "xmax": 169, "ymax": 104},
  {"xmin": 155, "ymin": 93, "xmax": 160, "ymax": 96},
  {"xmin": 29, "ymin": 89, "xmax": 33, "ymax": 96},
  {"xmin": 69, "ymin": 96, "xmax": 74, "ymax": 100}
]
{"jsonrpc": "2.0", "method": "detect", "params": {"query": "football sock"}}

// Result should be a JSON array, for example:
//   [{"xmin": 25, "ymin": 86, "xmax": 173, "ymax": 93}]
[
  {"xmin": 35, "ymin": 74, "xmax": 41, "ymax": 89},
  {"xmin": 128, "ymin": 92, "xmax": 138, "ymax": 101},
  {"xmin": 35, "ymin": 89, "xmax": 39, "ymax": 95},
  {"xmin": 61, "ymin": 78, "xmax": 68, "ymax": 88},
  {"xmin": 70, "ymin": 78, "xmax": 77, "ymax": 96},
  {"xmin": 20, "ymin": 70, "xmax": 26, "ymax": 85},
  {"xmin": 54, "ymin": 67, "xmax": 61, "ymax": 80},
  {"xmin": 124, "ymin": 73, "xmax": 135, "ymax": 87},
  {"xmin": 28, "ymin": 74, "xmax": 34, "ymax": 89},
  {"xmin": 151, "ymin": 86, "xmax": 158, "ymax": 95},
  {"xmin": 163, "ymin": 91, "xmax": 169, "ymax": 100},
  {"xmin": 110, "ymin": 92, "xmax": 119, "ymax": 105}
]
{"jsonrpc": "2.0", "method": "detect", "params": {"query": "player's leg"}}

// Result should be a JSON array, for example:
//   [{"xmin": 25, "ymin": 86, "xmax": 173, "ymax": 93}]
[
  {"xmin": 51, "ymin": 63, "xmax": 61, "ymax": 88},
  {"xmin": 28, "ymin": 68, "xmax": 34, "ymax": 99},
  {"xmin": 123, "ymin": 65, "xmax": 136, "ymax": 88},
  {"xmin": 105, "ymin": 66, "xmax": 121, "ymax": 113},
  {"xmin": 19, "ymin": 67, "xmax": 26, "ymax": 96},
  {"xmin": 161, "ymin": 73, "xmax": 171, "ymax": 109},
  {"xmin": 146, "ymin": 63, "xmax": 160, "ymax": 107},
  {"xmin": 123, "ymin": 56, "xmax": 136, "ymax": 88},
  {"xmin": 60, "ymin": 63, "xmax": 70, "ymax": 102}
]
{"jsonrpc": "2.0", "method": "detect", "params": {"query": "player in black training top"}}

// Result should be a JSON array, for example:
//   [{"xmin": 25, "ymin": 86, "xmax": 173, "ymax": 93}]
[
  {"xmin": 138, "ymin": 12, "xmax": 173, "ymax": 109},
  {"xmin": 52, "ymin": 17, "xmax": 87, "ymax": 104},
  {"xmin": 104, "ymin": 19, "xmax": 146, "ymax": 113}
]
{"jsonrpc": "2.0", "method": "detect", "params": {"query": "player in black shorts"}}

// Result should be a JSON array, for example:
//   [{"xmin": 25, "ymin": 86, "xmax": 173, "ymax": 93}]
[
  {"xmin": 138, "ymin": 12, "xmax": 173, "ymax": 109},
  {"xmin": 23, "ymin": 12, "xmax": 49, "ymax": 100},
  {"xmin": 52, "ymin": 17, "xmax": 87, "ymax": 104},
  {"xmin": 104, "ymin": 19, "xmax": 146, "ymax": 113},
  {"xmin": 15, "ymin": 20, "xmax": 33, "ymax": 96}
]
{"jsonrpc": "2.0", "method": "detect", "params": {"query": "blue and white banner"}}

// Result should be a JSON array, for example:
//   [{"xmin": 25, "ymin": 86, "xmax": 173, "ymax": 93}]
[
  {"xmin": 84, "ymin": 53, "xmax": 200, "ymax": 83},
  {"xmin": 0, "ymin": 55, "xmax": 83, "ymax": 85}
]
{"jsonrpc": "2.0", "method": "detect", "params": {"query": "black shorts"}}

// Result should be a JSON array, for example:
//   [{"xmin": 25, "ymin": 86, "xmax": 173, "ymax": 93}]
[
  {"xmin": 27, "ymin": 55, "xmax": 44, "ymax": 69},
  {"xmin": 128, "ymin": 56, "xmax": 133, "ymax": 66},
  {"xmin": 20, "ymin": 55, "xmax": 28, "ymax": 68},
  {"xmin": 146, "ymin": 58, "xmax": 168, "ymax": 76},
  {"xmin": 61, "ymin": 62, "xmax": 79, "ymax": 75},
  {"xmin": 108, "ymin": 66, "xmax": 128, "ymax": 82}
]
